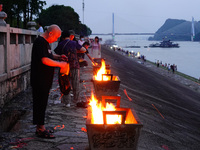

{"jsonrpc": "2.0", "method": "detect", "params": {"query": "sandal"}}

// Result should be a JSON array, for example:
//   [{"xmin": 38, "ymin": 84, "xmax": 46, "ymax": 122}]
[
  {"xmin": 46, "ymin": 129, "xmax": 54, "ymax": 133},
  {"xmin": 35, "ymin": 130, "xmax": 55, "ymax": 139}
]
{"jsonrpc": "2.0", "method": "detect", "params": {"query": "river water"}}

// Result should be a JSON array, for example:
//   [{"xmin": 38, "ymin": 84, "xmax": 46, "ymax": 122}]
[{"xmin": 92, "ymin": 35, "xmax": 200, "ymax": 79}]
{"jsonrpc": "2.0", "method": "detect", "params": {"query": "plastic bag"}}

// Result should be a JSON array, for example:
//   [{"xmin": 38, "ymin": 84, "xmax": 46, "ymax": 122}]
[{"xmin": 58, "ymin": 72, "xmax": 71, "ymax": 95}]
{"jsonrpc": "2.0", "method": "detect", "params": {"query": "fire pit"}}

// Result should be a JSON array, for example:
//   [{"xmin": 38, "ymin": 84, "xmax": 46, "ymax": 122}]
[
  {"xmin": 92, "ymin": 59, "xmax": 120, "ymax": 99},
  {"xmin": 93, "ymin": 74, "xmax": 120, "ymax": 100},
  {"xmin": 86, "ymin": 95, "xmax": 143, "ymax": 150}
]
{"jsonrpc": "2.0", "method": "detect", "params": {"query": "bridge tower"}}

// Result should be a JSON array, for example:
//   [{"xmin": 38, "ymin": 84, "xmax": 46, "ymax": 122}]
[
  {"xmin": 112, "ymin": 13, "xmax": 115, "ymax": 40},
  {"xmin": 191, "ymin": 17, "xmax": 195, "ymax": 41},
  {"xmin": 82, "ymin": 0, "xmax": 84, "ymax": 24}
]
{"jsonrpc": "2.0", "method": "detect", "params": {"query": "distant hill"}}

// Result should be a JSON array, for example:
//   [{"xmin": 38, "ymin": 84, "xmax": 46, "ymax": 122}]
[{"xmin": 149, "ymin": 19, "xmax": 200, "ymax": 41}]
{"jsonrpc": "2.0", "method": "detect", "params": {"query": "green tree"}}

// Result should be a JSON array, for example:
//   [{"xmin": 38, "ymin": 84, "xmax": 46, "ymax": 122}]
[
  {"xmin": 79, "ymin": 23, "xmax": 92, "ymax": 36},
  {"xmin": 1, "ymin": 0, "xmax": 15, "ymax": 26},
  {"xmin": 1, "ymin": 0, "xmax": 46, "ymax": 28},
  {"xmin": 37, "ymin": 5, "xmax": 92, "ymax": 36},
  {"xmin": 30, "ymin": 0, "xmax": 46, "ymax": 20}
]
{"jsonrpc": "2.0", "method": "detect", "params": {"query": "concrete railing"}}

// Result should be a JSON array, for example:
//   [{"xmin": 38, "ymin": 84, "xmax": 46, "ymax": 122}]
[{"xmin": 0, "ymin": 24, "xmax": 58, "ymax": 108}]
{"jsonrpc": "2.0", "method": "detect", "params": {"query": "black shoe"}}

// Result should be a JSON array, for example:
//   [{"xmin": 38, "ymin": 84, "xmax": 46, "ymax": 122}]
[{"xmin": 77, "ymin": 101, "xmax": 88, "ymax": 108}]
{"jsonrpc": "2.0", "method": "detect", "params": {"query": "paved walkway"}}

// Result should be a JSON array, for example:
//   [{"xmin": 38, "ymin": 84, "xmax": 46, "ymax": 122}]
[{"xmin": 0, "ymin": 57, "xmax": 94, "ymax": 150}]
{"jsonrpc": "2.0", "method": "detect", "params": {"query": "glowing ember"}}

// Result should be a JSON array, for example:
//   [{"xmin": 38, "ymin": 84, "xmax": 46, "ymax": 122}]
[
  {"xmin": 124, "ymin": 89, "xmax": 132, "ymax": 101},
  {"xmin": 81, "ymin": 127, "xmax": 87, "ymax": 132},
  {"xmin": 162, "ymin": 145, "xmax": 169, "ymax": 150},
  {"xmin": 89, "ymin": 94, "xmax": 122, "ymax": 124},
  {"xmin": 54, "ymin": 124, "xmax": 65, "ymax": 130},
  {"xmin": 10, "ymin": 137, "xmax": 34, "ymax": 149},
  {"xmin": 94, "ymin": 59, "xmax": 109, "ymax": 81},
  {"xmin": 152, "ymin": 104, "xmax": 165, "ymax": 119}
]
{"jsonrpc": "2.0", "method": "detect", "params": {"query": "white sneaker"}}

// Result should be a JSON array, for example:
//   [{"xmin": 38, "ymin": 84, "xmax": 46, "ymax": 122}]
[{"xmin": 65, "ymin": 104, "xmax": 71, "ymax": 108}]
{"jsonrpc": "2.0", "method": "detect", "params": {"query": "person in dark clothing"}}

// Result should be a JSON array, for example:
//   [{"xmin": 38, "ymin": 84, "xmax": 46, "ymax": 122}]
[
  {"xmin": 31, "ymin": 24, "xmax": 69, "ymax": 139},
  {"xmin": 77, "ymin": 42, "xmax": 90, "ymax": 67},
  {"xmin": 157, "ymin": 60, "xmax": 160, "ymax": 67},
  {"xmin": 171, "ymin": 64, "xmax": 175, "ymax": 73},
  {"xmin": 54, "ymin": 30, "xmax": 86, "ymax": 107},
  {"xmin": 59, "ymin": 29, "xmax": 75, "ymax": 43}
]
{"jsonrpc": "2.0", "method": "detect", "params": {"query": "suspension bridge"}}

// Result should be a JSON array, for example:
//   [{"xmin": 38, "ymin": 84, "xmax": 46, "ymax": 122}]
[
  {"xmin": 92, "ymin": 33, "xmax": 155, "ymax": 35},
  {"xmin": 91, "ymin": 13, "xmax": 155, "ymax": 36}
]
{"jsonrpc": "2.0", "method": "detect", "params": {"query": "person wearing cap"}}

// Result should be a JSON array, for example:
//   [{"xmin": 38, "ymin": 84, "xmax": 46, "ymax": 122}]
[{"xmin": 31, "ymin": 24, "xmax": 68, "ymax": 139}]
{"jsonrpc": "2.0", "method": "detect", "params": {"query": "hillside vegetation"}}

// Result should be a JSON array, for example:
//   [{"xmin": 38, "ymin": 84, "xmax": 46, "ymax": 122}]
[{"xmin": 149, "ymin": 19, "xmax": 200, "ymax": 41}]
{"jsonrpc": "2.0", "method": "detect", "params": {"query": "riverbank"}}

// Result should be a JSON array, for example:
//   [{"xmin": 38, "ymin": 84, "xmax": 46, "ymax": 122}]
[
  {"xmin": 141, "ymin": 59, "xmax": 200, "ymax": 93},
  {"xmin": 109, "ymin": 45, "xmax": 200, "ymax": 94}
]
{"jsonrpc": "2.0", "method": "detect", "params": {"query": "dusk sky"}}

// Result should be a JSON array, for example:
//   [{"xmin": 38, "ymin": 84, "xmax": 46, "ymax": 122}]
[{"xmin": 44, "ymin": 0, "xmax": 200, "ymax": 34}]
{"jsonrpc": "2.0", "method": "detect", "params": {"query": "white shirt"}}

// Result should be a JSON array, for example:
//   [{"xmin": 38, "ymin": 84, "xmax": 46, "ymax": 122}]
[
  {"xmin": 37, "ymin": 26, "xmax": 44, "ymax": 33},
  {"xmin": 78, "ymin": 40, "xmax": 84, "ymax": 46}
]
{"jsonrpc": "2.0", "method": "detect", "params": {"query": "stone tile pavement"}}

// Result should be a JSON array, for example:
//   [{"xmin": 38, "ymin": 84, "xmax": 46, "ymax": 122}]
[{"xmin": 0, "ymin": 57, "xmax": 94, "ymax": 150}]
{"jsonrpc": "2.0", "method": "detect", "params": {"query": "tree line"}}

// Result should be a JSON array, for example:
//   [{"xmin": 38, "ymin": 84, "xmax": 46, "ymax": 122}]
[
  {"xmin": 1, "ymin": 0, "xmax": 46, "ymax": 28},
  {"xmin": 1, "ymin": 0, "xmax": 91, "ymax": 36}
]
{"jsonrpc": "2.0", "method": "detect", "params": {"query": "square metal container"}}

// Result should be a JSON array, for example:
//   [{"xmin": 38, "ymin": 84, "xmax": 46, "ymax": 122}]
[
  {"xmin": 93, "ymin": 75, "xmax": 120, "ymax": 100},
  {"xmin": 86, "ymin": 107, "xmax": 143, "ymax": 150}
]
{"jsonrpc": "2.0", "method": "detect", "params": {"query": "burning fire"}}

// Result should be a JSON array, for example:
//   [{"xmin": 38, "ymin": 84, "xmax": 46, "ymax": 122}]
[
  {"xmin": 89, "ymin": 94, "xmax": 122, "ymax": 124},
  {"xmin": 94, "ymin": 59, "xmax": 109, "ymax": 81}
]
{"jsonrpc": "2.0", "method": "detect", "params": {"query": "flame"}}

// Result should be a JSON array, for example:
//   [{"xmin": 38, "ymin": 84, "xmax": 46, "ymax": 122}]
[
  {"xmin": 89, "ymin": 94, "xmax": 122, "ymax": 124},
  {"xmin": 94, "ymin": 59, "xmax": 109, "ymax": 81},
  {"xmin": 92, "ymin": 61, "xmax": 98, "ymax": 66}
]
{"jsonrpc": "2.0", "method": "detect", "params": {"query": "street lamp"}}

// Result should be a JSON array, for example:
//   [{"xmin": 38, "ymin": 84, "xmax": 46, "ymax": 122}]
[{"xmin": 82, "ymin": 0, "xmax": 84, "ymax": 24}]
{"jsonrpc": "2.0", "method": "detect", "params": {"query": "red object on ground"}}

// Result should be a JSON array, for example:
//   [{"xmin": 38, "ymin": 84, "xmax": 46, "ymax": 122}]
[
  {"xmin": 81, "ymin": 127, "xmax": 87, "ymax": 132},
  {"xmin": 124, "ymin": 89, "xmax": 132, "ymax": 101}
]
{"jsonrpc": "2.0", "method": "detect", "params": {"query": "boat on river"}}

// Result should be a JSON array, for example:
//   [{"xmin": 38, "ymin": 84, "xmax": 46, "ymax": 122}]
[
  {"xmin": 125, "ymin": 45, "xmax": 141, "ymax": 48},
  {"xmin": 149, "ymin": 40, "xmax": 179, "ymax": 48}
]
